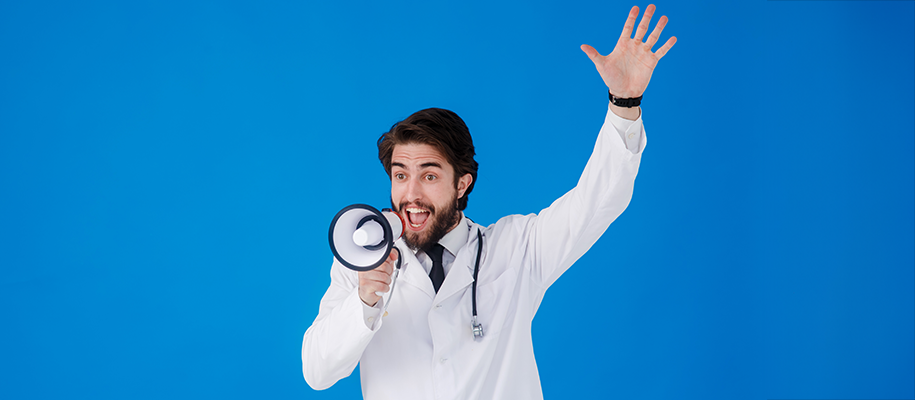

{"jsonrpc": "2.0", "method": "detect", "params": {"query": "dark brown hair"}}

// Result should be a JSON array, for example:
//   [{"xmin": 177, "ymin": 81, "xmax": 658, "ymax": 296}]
[{"xmin": 377, "ymin": 108, "xmax": 478, "ymax": 211}]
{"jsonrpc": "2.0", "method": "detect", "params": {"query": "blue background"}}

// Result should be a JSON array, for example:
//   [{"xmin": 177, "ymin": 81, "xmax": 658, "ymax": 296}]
[{"xmin": 1, "ymin": 1, "xmax": 912, "ymax": 399}]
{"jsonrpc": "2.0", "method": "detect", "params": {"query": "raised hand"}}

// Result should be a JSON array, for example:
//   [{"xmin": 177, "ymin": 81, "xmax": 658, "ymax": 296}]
[{"xmin": 581, "ymin": 4, "xmax": 676, "ymax": 99}]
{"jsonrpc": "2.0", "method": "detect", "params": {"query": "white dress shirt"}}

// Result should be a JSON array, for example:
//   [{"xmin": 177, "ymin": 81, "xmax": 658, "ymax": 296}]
[
  {"xmin": 303, "ymin": 104, "xmax": 646, "ymax": 400},
  {"xmin": 414, "ymin": 216, "xmax": 468, "ymax": 277}
]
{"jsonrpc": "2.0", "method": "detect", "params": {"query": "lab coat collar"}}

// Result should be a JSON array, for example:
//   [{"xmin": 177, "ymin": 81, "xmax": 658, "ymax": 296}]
[
  {"xmin": 437, "ymin": 212, "xmax": 469, "ymax": 258},
  {"xmin": 394, "ymin": 216, "xmax": 483, "ymax": 303}
]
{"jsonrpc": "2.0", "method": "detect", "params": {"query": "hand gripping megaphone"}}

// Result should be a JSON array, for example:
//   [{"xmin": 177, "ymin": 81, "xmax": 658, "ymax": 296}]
[
  {"xmin": 328, "ymin": 204, "xmax": 405, "ymax": 305},
  {"xmin": 328, "ymin": 204, "xmax": 405, "ymax": 271}
]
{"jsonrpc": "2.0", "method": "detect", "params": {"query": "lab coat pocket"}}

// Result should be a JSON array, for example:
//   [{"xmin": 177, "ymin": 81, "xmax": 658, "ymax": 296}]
[{"xmin": 476, "ymin": 266, "xmax": 521, "ymax": 338}]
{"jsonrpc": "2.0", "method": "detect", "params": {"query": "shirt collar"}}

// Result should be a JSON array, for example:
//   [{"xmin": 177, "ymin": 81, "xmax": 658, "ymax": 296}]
[{"xmin": 437, "ymin": 212, "xmax": 469, "ymax": 256}]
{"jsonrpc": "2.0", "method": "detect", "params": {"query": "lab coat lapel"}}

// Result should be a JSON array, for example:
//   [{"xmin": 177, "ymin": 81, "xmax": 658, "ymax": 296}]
[
  {"xmin": 433, "ymin": 227, "xmax": 480, "ymax": 303},
  {"xmin": 394, "ymin": 241, "xmax": 435, "ymax": 300}
]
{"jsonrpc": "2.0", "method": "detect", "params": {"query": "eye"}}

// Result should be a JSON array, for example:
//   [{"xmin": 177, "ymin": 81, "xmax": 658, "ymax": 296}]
[
  {"xmin": 425, "ymin": 174, "xmax": 437, "ymax": 181},
  {"xmin": 395, "ymin": 173, "xmax": 405, "ymax": 180}
]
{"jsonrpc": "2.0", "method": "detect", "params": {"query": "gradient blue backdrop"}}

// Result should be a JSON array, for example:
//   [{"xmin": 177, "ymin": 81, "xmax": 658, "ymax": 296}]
[{"xmin": 1, "ymin": 1, "xmax": 913, "ymax": 399}]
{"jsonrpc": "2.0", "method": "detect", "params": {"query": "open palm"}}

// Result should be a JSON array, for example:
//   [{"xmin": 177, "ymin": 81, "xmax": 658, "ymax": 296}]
[{"xmin": 581, "ymin": 4, "xmax": 676, "ymax": 99}]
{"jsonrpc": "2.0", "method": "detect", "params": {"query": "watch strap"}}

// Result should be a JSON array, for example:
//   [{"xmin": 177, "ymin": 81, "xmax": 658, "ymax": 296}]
[{"xmin": 609, "ymin": 91, "xmax": 642, "ymax": 108}]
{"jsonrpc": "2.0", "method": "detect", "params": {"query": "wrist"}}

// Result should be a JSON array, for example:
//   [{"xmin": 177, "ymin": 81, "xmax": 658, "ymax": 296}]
[{"xmin": 609, "ymin": 103, "xmax": 640, "ymax": 120}]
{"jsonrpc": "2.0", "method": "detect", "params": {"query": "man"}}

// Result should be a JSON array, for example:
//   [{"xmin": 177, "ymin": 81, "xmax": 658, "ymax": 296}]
[{"xmin": 302, "ymin": 5, "xmax": 676, "ymax": 399}]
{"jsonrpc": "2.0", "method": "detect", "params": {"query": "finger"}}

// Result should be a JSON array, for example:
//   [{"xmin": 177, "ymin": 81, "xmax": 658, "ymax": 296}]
[
  {"xmin": 381, "ymin": 253, "xmax": 396, "ymax": 274},
  {"xmin": 618, "ymin": 5, "xmax": 639, "ymax": 42},
  {"xmin": 654, "ymin": 36, "xmax": 677, "ymax": 59},
  {"xmin": 580, "ymin": 44, "xmax": 602, "ymax": 62},
  {"xmin": 363, "ymin": 270, "xmax": 392, "ymax": 285},
  {"xmin": 360, "ymin": 292, "xmax": 380, "ymax": 306},
  {"xmin": 369, "ymin": 286, "xmax": 389, "ymax": 298},
  {"xmin": 369, "ymin": 282, "xmax": 390, "ymax": 296},
  {"xmin": 363, "ymin": 277, "xmax": 392, "ymax": 291},
  {"xmin": 633, "ymin": 4, "xmax": 656, "ymax": 42},
  {"xmin": 362, "ymin": 278, "xmax": 389, "ymax": 292},
  {"xmin": 645, "ymin": 15, "xmax": 668, "ymax": 49},
  {"xmin": 359, "ymin": 285, "xmax": 383, "ymax": 306}
]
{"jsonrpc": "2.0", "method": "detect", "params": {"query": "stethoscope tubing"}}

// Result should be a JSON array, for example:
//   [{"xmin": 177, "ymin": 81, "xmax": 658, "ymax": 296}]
[
  {"xmin": 382, "ymin": 248, "xmax": 402, "ymax": 315},
  {"xmin": 383, "ymin": 230, "xmax": 485, "ymax": 339}
]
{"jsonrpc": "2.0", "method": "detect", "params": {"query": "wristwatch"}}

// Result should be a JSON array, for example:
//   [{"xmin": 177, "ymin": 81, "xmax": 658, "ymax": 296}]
[{"xmin": 609, "ymin": 90, "xmax": 642, "ymax": 108}]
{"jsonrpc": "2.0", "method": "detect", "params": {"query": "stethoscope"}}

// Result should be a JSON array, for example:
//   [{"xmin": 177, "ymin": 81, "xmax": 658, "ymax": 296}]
[
  {"xmin": 470, "ymin": 229, "xmax": 484, "ymax": 339},
  {"xmin": 385, "ymin": 229, "xmax": 485, "ymax": 340}
]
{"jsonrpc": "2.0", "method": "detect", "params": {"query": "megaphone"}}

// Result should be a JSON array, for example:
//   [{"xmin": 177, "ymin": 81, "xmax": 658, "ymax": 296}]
[{"xmin": 328, "ymin": 204, "xmax": 405, "ymax": 272}]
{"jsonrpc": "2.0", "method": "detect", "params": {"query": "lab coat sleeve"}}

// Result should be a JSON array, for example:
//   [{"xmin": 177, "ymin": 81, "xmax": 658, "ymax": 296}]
[
  {"xmin": 528, "ymin": 103, "xmax": 645, "ymax": 288},
  {"xmin": 302, "ymin": 258, "xmax": 383, "ymax": 390}
]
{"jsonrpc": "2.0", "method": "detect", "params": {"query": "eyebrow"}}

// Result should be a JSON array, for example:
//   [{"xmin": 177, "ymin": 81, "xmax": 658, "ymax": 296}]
[{"xmin": 391, "ymin": 162, "xmax": 443, "ymax": 170}]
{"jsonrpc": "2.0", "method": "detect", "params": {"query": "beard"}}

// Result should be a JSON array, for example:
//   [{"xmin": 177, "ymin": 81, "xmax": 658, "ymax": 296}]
[{"xmin": 393, "ymin": 193, "xmax": 461, "ymax": 252}]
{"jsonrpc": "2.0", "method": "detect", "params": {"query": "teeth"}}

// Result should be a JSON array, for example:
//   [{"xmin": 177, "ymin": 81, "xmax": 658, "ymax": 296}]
[{"xmin": 406, "ymin": 207, "xmax": 428, "ymax": 228}]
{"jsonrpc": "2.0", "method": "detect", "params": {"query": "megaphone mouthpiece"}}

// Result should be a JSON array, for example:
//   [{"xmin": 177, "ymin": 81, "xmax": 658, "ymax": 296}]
[{"xmin": 352, "ymin": 220, "xmax": 384, "ymax": 247}]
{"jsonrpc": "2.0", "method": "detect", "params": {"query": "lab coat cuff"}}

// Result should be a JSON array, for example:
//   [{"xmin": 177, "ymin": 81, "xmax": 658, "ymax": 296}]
[{"xmin": 360, "ymin": 294, "xmax": 384, "ymax": 331}]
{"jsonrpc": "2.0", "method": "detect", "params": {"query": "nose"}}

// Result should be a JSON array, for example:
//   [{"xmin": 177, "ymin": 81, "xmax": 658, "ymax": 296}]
[{"xmin": 403, "ymin": 176, "xmax": 423, "ymax": 204}]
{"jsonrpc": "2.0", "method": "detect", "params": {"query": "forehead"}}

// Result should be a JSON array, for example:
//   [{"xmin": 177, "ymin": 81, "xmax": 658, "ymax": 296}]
[{"xmin": 391, "ymin": 143, "xmax": 451, "ymax": 170}]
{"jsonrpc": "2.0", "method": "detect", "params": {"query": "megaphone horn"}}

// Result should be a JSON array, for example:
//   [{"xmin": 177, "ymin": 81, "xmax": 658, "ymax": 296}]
[{"xmin": 328, "ymin": 204, "xmax": 405, "ymax": 272}]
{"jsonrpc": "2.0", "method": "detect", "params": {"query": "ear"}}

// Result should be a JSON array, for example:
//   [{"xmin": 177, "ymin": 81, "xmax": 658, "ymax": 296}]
[{"xmin": 456, "ymin": 173, "xmax": 473, "ymax": 199}]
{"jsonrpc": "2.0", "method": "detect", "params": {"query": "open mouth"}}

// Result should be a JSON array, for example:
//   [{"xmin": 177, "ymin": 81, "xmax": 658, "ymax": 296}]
[{"xmin": 405, "ymin": 207, "xmax": 430, "ymax": 231}]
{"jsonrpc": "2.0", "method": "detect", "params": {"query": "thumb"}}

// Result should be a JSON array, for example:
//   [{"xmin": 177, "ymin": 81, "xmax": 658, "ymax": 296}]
[
  {"xmin": 386, "ymin": 248, "xmax": 400, "ymax": 272},
  {"xmin": 580, "ymin": 44, "xmax": 601, "ymax": 62}
]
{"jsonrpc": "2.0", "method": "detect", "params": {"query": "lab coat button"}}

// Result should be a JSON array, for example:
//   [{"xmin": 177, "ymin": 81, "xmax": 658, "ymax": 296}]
[
  {"xmin": 435, "ymin": 304, "xmax": 442, "ymax": 309},
  {"xmin": 367, "ymin": 317, "xmax": 374, "ymax": 323},
  {"xmin": 628, "ymin": 133, "xmax": 635, "ymax": 139},
  {"xmin": 440, "ymin": 358, "xmax": 447, "ymax": 364}
]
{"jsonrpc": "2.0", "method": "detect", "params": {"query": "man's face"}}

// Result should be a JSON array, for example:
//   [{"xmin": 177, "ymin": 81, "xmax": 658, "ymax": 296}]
[{"xmin": 390, "ymin": 142, "xmax": 471, "ymax": 251}]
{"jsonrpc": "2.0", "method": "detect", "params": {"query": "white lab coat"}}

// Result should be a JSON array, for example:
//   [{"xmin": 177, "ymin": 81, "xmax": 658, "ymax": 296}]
[{"xmin": 302, "ymin": 104, "xmax": 646, "ymax": 400}]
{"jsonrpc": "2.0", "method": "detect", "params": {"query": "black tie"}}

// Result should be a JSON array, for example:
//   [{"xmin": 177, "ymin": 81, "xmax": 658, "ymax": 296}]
[{"xmin": 427, "ymin": 244, "xmax": 445, "ymax": 293}]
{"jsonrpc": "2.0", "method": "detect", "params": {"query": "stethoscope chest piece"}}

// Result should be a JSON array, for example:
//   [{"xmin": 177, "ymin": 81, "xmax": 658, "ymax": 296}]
[{"xmin": 472, "ymin": 316, "xmax": 484, "ymax": 339}]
